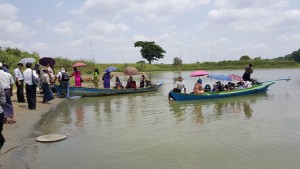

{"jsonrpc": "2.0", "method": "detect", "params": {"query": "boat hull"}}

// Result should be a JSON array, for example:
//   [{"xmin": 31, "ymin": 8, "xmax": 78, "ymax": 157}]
[
  {"xmin": 68, "ymin": 82, "xmax": 163, "ymax": 97},
  {"xmin": 169, "ymin": 81, "xmax": 275, "ymax": 101}
]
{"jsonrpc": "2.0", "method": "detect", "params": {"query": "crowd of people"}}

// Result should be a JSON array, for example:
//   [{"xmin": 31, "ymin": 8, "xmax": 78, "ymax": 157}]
[{"xmin": 169, "ymin": 64, "xmax": 255, "ymax": 99}]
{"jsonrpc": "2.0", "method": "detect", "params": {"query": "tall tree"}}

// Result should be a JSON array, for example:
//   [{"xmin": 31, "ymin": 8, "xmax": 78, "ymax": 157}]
[
  {"xmin": 291, "ymin": 49, "xmax": 300, "ymax": 62},
  {"xmin": 173, "ymin": 57, "xmax": 182, "ymax": 66},
  {"xmin": 134, "ymin": 41, "xmax": 166, "ymax": 64}
]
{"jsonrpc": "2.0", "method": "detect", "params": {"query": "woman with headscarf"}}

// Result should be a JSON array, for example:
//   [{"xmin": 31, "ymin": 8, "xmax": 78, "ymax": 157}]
[
  {"xmin": 70, "ymin": 67, "xmax": 82, "ymax": 86},
  {"xmin": 41, "ymin": 68, "xmax": 54, "ymax": 103},
  {"xmin": 114, "ymin": 76, "xmax": 123, "ymax": 89}
]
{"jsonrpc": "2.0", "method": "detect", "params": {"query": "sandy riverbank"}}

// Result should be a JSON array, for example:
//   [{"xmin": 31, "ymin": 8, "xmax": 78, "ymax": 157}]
[{"xmin": 0, "ymin": 90, "xmax": 66, "ymax": 169}]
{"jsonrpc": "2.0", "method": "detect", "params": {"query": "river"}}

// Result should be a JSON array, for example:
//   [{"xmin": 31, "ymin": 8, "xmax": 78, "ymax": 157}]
[{"xmin": 31, "ymin": 69, "xmax": 300, "ymax": 169}]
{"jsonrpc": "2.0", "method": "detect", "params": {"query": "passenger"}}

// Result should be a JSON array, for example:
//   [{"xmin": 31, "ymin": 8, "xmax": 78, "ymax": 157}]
[
  {"xmin": 115, "ymin": 76, "xmax": 123, "ymax": 89},
  {"xmin": 0, "ymin": 83, "xmax": 6, "ymax": 149},
  {"xmin": 242, "ymin": 64, "xmax": 253, "ymax": 81},
  {"xmin": 140, "ymin": 73, "xmax": 148, "ymax": 88},
  {"xmin": 203, "ymin": 84, "xmax": 211, "ymax": 92},
  {"xmin": 14, "ymin": 63, "xmax": 26, "ymax": 102},
  {"xmin": 0, "ymin": 63, "xmax": 15, "ymax": 123},
  {"xmin": 41, "ymin": 68, "xmax": 54, "ymax": 103},
  {"xmin": 102, "ymin": 71, "xmax": 113, "ymax": 89},
  {"xmin": 212, "ymin": 81, "xmax": 225, "ymax": 92},
  {"xmin": 92, "ymin": 68, "xmax": 100, "ymax": 88},
  {"xmin": 193, "ymin": 79, "xmax": 204, "ymax": 94},
  {"xmin": 70, "ymin": 67, "xmax": 82, "ymax": 87},
  {"xmin": 168, "ymin": 76, "xmax": 186, "ymax": 101},
  {"xmin": 56, "ymin": 68, "xmax": 70, "ymax": 98},
  {"xmin": 125, "ymin": 76, "xmax": 137, "ymax": 89}
]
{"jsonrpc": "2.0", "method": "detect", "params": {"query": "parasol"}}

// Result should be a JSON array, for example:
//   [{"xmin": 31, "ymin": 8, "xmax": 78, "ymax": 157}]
[
  {"xmin": 207, "ymin": 74, "xmax": 232, "ymax": 81},
  {"xmin": 18, "ymin": 57, "xmax": 36, "ymax": 66},
  {"xmin": 72, "ymin": 62, "xmax": 86, "ymax": 68},
  {"xmin": 228, "ymin": 74, "xmax": 244, "ymax": 82},
  {"xmin": 124, "ymin": 66, "xmax": 138, "ymax": 75},
  {"xmin": 190, "ymin": 70, "xmax": 209, "ymax": 77},
  {"xmin": 39, "ymin": 57, "xmax": 55, "ymax": 67},
  {"xmin": 104, "ymin": 66, "xmax": 117, "ymax": 73}
]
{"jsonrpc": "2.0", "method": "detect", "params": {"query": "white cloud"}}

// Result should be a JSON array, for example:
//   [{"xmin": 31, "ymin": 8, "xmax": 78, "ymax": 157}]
[
  {"xmin": 55, "ymin": 2, "xmax": 64, "ymax": 8},
  {"xmin": 55, "ymin": 21, "xmax": 74, "ymax": 35},
  {"xmin": 0, "ymin": 3, "xmax": 17, "ymax": 21},
  {"xmin": 214, "ymin": 0, "xmax": 289, "ymax": 9},
  {"xmin": 86, "ymin": 20, "xmax": 129, "ymax": 34}
]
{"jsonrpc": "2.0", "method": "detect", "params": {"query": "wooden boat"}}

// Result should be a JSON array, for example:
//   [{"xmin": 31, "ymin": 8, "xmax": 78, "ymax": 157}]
[
  {"xmin": 169, "ymin": 81, "xmax": 275, "ymax": 101},
  {"xmin": 67, "ymin": 82, "xmax": 163, "ymax": 97}
]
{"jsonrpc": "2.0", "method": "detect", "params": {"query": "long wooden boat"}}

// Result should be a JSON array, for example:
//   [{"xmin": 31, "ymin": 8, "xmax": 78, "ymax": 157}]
[
  {"xmin": 169, "ymin": 81, "xmax": 275, "ymax": 101},
  {"xmin": 67, "ymin": 82, "xmax": 163, "ymax": 97}
]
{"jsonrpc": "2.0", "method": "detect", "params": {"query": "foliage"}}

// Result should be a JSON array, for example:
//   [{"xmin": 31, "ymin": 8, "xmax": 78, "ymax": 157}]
[
  {"xmin": 136, "ymin": 60, "xmax": 146, "ymax": 64},
  {"xmin": 173, "ymin": 57, "xmax": 182, "ymax": 66},
  {"xmin": 134, "ymin": 41, "xmax": 166, "ymax": 64},
  {"xmin": 239, "ymin": 55, "xmax": 251, "ymax": 61},
  {"xmin": 291, "ymin": 49, "xmax": 300, "ymax": 62}
]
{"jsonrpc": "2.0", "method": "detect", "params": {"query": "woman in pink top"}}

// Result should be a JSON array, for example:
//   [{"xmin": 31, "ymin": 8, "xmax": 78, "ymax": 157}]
[{"xmin": 70, "ymin": 67, "xmax": 82, "ymax": 86}]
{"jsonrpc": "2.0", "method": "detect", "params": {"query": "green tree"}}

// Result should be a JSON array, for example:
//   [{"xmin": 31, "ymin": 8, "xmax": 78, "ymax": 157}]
[
  {"xmin": 134, "ymin": 41, "xmax": 166, "ymax": 64},
  {"xmin": 136, "ymin": 60, "xmax": 146, "ymax": 64},
  {"xmin": 239, "ymin": 55, "xmax": 251, "ymax": 61},
  {"xmin": 173, "ymin": 57, "xmax": 182, "ymax": 66},
  {"xmin": 291, "ymin": 49, "xmax": 300, "ymax": 62}
]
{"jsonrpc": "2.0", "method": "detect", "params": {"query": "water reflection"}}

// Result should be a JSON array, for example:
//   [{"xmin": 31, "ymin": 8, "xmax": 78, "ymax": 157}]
[{"xmin": 169, "ymin": 93, "xmax": 268, "ymax": 124}]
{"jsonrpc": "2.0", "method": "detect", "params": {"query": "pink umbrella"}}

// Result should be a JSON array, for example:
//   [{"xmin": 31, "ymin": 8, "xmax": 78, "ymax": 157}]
[
  {"xmin": 190, "ymin": 70, "xmax": 209, "ymax": 77},
  {"xmin": 228, "ymin": 74, "xmax": 244, "ymax": 81},
  {"xmin": 72, "ymin": 62, "xmax": 86, "ymax": 68}
]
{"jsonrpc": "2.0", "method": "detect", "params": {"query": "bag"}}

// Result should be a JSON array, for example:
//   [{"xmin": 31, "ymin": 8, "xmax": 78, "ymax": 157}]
[
  {"xmin": 61, "ymin": 72, "xmax": 69, "ymax": 81},
  {"xmin": 32, "ymin": 70, "xmax": 39, "ymax": 87},
  {"xmin": 80, "ymin": 77, "xmax": 84, "ymax": 82}
]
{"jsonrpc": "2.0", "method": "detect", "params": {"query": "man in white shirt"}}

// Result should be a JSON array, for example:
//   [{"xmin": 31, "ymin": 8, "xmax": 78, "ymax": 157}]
[
  {"xmin": 14, "ymin": 63, "xmax": 26, "ymax": 102},
  {"xmin": 0, "ymin": 62, "xmax": 15, "ymax": 123},
  {"xmin": 168, "ymin": 76, "xmax": 186, "ymax": 100},
  {"xmin": 23, "ymin": 62, "xmax": 39, "ymax": 110}
]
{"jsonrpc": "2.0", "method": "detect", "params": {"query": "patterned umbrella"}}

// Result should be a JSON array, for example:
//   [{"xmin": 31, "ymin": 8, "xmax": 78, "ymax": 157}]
[
  {"xmin": 72, "ymin": 62, "xmax": 86, "ymax": 68},
  {"xmin": 228, "ymin": 74, "xmax": 244, "ymax": 81},
  {"xmin": 39, "ymin": 57, "xmax": 55, "ymax": 67},
  {"xmin": 124, "ymin": 66, "xmax": 138, "ymax": 75},
  {"xmin": 190, "ymin": 70, "xmax": 209, "ymax": 77}
]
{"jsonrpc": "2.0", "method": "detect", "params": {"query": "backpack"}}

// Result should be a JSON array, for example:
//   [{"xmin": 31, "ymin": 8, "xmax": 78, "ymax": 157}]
[{"xmin": 61, "ymin": 72, "xmax": 69, "ymax": 81}]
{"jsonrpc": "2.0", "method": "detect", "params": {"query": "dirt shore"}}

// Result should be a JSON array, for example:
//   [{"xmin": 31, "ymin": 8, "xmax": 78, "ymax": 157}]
[{"xmin": 0, "ymin": 90, "xmax": 65, "ymax": 169}]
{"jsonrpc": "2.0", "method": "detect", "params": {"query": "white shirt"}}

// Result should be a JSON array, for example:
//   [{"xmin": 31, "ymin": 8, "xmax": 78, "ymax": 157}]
[
  {"xmin": 14, "ymin": 67, "xmax": 24, "ymax": 81},
  {"xmin": 174, "ymin": 81, "xmax": 185, "ymax": 90},
  {"xmin": 23, "ymin": 68, "xmax": 38, "ymax": 85},
  {"xmin": 0, "ymin": 70, "xmax": 15, "ymax": 89}
]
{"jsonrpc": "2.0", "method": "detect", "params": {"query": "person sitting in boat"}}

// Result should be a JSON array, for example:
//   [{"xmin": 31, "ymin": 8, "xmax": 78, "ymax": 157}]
[
  {"xmin": 114, "ymin": 76, "xmax": 123, "ymax": 89},
  {"xmin": 193, "ymin": 79, "xmax": 204, "ymax": 94},
  {"xmin": 125, "ymin": 76, "xmax": 137, "ymax": 89},
  {"xmin": 212, "ymin": 81, "xmax": 225, "ymax": 92},
  {"xmin": 168, "ymin": 76, "xmax": 186, "ymax": 101},
  {"xmin": 140, "ymin": 73, "xmax": 149, "ymax": 88}
]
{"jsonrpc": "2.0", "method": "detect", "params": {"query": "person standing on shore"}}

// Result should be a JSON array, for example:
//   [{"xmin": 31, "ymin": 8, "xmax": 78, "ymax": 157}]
[
  {"xmin": 56, "ymin": 68, "xmax": 70, "ymax": 98},
  {"xmin": 242, "ymin": 64, "xmax": 254, "ymax": 81},
  {"xmin": 41, "ymin": 68, "xmax": 54, "ymax": 103},
  {"xmin": 0, "ymin": 63, "xmax": 15, "ymax": 123},
  {"xmin": 23, "ymin": 63, "xmax": 38, "ymax": 110},
  {"xmin": 14, "ymin": 63, "xmax": 26, "ymax": 102},
  {"xmin": 70, "ymin": 67, "xmax": 82, "ymax": 86},
  {"xmin": 0, "ymin": 83, "xmax": 6, "ymax": 149}
]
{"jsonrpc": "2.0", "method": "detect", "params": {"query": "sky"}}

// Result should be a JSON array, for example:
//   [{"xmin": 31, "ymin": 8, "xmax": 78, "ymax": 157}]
[{"xmin": 0, "ymin": 0, "xmax": 300, "ymax": 64}]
